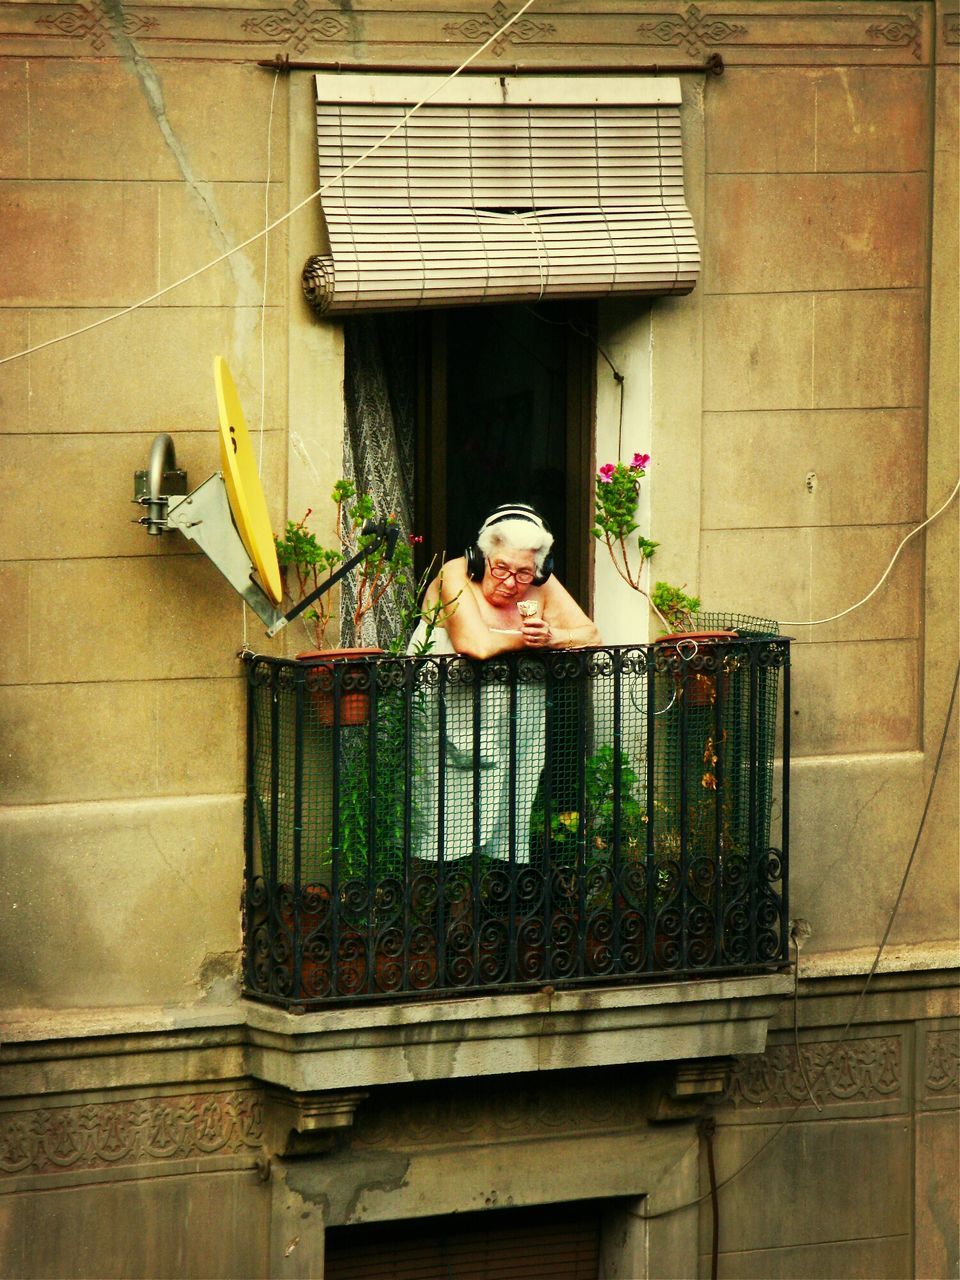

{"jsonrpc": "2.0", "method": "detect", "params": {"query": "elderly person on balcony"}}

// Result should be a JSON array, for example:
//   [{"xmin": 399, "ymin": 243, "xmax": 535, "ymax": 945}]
[{"xmin": 408, "ymin": 504, "xmax": 600, "ymax": 865}]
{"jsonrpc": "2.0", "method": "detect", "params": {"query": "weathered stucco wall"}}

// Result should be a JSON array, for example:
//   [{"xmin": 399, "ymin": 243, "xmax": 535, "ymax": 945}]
[
  {"xmin": 598, "ymin": 19, "xmax": 958, "ymax": 958},
  {"xmin": 0, "ymin": 0, "xmax": 956, "ymax": 1276},
  {"xmin": 0, "ymin": 48, "xmax": 343, "ymax": 1009},
  {"xmin": 0, "ymin": 971, "xmax": 953, "ymax": 1279},
  {"xmin": 0, "ymin": 0, "xmax": 955, "ymax": 1008}
]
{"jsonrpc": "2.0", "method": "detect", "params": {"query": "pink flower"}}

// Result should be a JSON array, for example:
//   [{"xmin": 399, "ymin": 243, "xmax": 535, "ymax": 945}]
[
  {"xmin": 597, "ymin": 463, "xmax": 616, "ymax": 484},
  {"xmin": 630, "ymin": 453, "xmax": 650, "ymax": 471}
]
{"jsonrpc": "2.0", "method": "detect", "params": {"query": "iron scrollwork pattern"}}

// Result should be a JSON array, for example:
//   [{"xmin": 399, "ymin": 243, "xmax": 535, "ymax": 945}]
[{"xmin": 241, "ymin": 636, "xmax": 789, "ymax": 1006}]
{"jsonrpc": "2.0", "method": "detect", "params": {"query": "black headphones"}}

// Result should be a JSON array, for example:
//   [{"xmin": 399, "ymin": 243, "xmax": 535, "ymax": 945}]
[{"xmin": 464, "ymin": 504, "xmax": 555, "ymax": 586}]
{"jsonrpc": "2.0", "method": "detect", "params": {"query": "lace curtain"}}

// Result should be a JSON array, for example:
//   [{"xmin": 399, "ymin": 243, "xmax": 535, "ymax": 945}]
[{"xmin": 340, "ymin": 316, "xmax": 417, "ymax": 649}]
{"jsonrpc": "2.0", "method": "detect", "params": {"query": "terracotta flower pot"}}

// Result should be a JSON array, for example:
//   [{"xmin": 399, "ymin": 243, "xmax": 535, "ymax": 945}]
[
  {"xmin": 656, "ymin": 631, "xmax": 736, "ymax": 709},
  {"xmin": 296, "ymin": 646, "xmax": 382, "ymax": 726}
]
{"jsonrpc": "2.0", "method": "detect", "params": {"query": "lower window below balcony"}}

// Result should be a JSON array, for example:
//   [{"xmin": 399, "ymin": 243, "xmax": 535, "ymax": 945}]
[{"xmin": 325, "ymin": 1201, "xmax": 601, "ymax": 1280}]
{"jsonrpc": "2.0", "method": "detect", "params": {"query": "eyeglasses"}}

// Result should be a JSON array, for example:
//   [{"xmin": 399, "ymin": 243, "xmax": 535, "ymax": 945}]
[{"xmin": 489, "ymin": 561, "xmax": 535, "ymax": 585}]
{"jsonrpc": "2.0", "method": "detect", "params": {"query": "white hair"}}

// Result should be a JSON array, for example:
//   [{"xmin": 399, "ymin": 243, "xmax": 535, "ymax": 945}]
[{"xmin": 476, "ymin": 510, "xmax": 554, "ymax": 574}]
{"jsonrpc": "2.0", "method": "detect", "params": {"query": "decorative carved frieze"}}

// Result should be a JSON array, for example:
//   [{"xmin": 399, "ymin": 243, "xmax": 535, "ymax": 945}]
[
  {"xmin": 241, "ymin": 0, "xmax": 346, "ymax": 53},
  {"xmin": 924, "ymin": 1029, "xmax": 960, "ymax": 1097},
  {"xmin": 726, "ymin": 1036, "xmax": 902, "ymax": 1110},
  {"xmin": 443, "ymin": 1, "xmax": 557, "ymax": 57},
  {"xmin": 637, "ymin": 5, "xmax": 748, "ymax": 58},
  {"xmin": 944, "ymin": 11, "xmax": 960, "ymax": 43},
  {"xmin": 34, "ymin": 0, "xmax": 157, "ymax": 51},
  {"xmin": 0, "ymin": 1, "xmax": 930, "ymax": 65},
  {"xmin": 0, "ymin": 1091, "xmax": 262, "ymax": 1178},
  {"xmin": 635, "ymin": 3, "xmax": 928, "ymax": 63},
  {"xmin": 866, "ymin": 15, "xmax": 922, "ymax": 59}
]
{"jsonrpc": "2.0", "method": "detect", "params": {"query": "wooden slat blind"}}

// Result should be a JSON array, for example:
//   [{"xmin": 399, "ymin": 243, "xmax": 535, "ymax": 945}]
[{"xmin": 309, "ymin": 73, "xmax": 700, "ymax": 313}]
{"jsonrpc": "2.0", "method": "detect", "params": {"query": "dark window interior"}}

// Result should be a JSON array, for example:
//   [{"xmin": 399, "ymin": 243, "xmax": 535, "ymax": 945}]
[
  {"xmin": 343, "ymin": 303, "xmax": 595, "ymax": 609},
  {"xmin": 416, "ymin": 302, "xmax": 596, "ymax": 607},
  {"xmin": 324, "ymin": 1200, "xmax": 602, "ymax": 1280},
  {"xmin": 444, "ymin": 307, "xmax": 569, "ymax": 571}
]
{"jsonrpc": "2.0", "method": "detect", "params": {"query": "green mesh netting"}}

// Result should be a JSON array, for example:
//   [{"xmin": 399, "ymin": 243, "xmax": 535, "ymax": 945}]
[
  {"xmin": 246, "ymin": 639, "xmax": 786, "ymax": 1001},
  {"xmin": 649, "ymin": 618, "xmax": 782, "ymax": 939}
]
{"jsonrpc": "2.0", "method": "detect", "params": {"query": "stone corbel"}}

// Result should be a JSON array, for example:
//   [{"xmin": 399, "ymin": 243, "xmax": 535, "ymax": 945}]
[
  {"xmin": 650, "ymin": 1058, "xmax": 732, "ymax": 1122},
  {"xmin": 262, "ymin": 1087, "xmax": 369, "ymax": 1161}
]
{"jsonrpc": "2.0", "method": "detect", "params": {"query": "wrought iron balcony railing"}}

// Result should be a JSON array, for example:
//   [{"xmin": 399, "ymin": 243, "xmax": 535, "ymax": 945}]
[{"xmin": 242, "ymin": 633, "xmax": 790, "ymax": 1008}]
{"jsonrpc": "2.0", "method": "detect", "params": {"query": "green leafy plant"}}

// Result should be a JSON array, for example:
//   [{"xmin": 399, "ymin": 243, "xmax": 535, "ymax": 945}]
[
  {"xmin": 275, "ymin": 479, "xmax": 414, "ymax": 650},
  {"xmin": 531, "ymin": 743, "xmax": 647, "ymax": 865},
  {"xmin": 592, "ymin": 451, "xmax": 701, "ymax": 635},
  {"xmin": 386, "ymin": 558, "xmax": 461, "ymax": 657},
  {"xmin": 650, "ymin": 581, "xmax": 701, "ymax": 634},
  {"xmin": 592, "ymin": 454, "xmax": 658, "ymax": 590}
]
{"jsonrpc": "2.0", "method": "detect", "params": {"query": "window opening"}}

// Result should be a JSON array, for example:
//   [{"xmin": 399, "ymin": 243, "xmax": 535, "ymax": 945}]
[
  {"xmin": 417, "ymin": 301, "xmax": 595, "ymax": 607},
  {"xmin": 324, "ymin": 1200, "xmax": 602, "ymax": 1280}
]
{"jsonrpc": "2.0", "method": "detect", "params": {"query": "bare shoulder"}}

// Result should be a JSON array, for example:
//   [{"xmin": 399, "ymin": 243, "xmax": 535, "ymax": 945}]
[
  {"xmin": 427, "ymin": 556, "xmax": 468, "ymax": 607},
  {"xmin": 541, "ymin": 574, "xmax": 601, "ymax": 641},
  {"xmin": 439, "ymin": 556, "xmax": 468, "ymax": 585},
  {"xmin": 540, "ymin": 574, "xmax": 582, "ymax": 611}
]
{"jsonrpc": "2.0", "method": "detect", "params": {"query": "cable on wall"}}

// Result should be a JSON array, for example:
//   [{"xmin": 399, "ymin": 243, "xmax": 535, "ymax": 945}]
[
  {"xmin": 777, "ymin": 477, "xmax": 959, "ymax": 627},
  {"xmin": 699, "ymin": 1117, "xmax": 720, "ymax": 1280},
  {"xmin": 527, "ymin": 297, "xmax": 955, "ymax": 637},
  {"xmin": 635, "ymin": 659, "xmax": 959, "ymax": 1225},
  {"xmin": 529, "ymin": 310, "xmax": 955, "ymax": 644},
  {"xmin": 525, "ymin": 305, "xmax": 627, "ymax": 454}
]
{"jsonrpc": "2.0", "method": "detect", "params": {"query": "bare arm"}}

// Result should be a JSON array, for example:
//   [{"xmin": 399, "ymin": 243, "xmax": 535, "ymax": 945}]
[
  {"xmin": 431, "ymin": 558, "xmax": 527, "ymax": 660},
  {"xmin": 536, "ymin": 578, "xmax": 602, "ymax": 648},
  {"xmin": 425, "ymin": 558, "xmax": 600, "ymax": 656}
]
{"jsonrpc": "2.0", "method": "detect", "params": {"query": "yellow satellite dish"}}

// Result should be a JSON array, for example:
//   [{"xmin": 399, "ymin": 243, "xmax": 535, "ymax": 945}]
[{"xmin": 214, "ymin": 356, "xmax": 283, "ymax": 606}]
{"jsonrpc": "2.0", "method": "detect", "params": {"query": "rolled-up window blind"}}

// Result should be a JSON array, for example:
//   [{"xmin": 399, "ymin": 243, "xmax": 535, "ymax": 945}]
[{"xmin": 306, "ymin": 73, "xmax": 700, "ymax": 314}]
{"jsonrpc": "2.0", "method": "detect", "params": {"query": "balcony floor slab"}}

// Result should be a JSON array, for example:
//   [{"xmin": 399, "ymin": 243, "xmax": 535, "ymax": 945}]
[
  {"xmin": 0, "ymin": 974, "xmax": 793, "ymax": 1099},
  {"xmin": 243, "ymin": 973, "xmax": 794, "ymax": 1092}
]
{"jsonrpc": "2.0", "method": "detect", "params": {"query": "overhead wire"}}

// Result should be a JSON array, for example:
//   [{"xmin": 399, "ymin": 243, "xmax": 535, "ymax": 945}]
[{"xmin": 0, "ymin": 0, "xmax": 540, "ymax": 370}]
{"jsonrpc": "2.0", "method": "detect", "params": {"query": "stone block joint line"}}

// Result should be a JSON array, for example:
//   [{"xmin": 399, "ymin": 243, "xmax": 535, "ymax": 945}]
[{"xmin": 0, "ymin": 0, "xmax": 539, "ymax": 369}]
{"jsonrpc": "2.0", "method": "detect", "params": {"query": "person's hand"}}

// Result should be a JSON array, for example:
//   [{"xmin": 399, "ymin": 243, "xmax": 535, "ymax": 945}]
[{"xmin": 520, "ymin": 615, "xmax": 555, "ymax": 648}]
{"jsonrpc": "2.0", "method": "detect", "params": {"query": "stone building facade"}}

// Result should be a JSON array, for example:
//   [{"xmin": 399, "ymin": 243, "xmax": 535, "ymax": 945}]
[{"xmin": 0, "ymin": 1, "xmax": 957, "ymax": 1276}]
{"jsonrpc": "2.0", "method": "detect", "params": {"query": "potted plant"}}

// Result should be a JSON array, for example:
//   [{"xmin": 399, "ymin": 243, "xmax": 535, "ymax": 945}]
[
  {"xmin": 272, "ymin": 496, "xmax": 465, "ymax": 1000},
  {"xmin": 592, "ymin": 453, "xmax": 736, "ymax": 699},
  {"xmin": 592, "ymin": 452, "xmax": 743, "ymax": 972},
  {"xmin": 648, "ymin": 580, "xmax": 738, "ymax": 710},
  {"xmin": 274, "ymin": 479, "xmax": 415, "ymax": 724}
]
